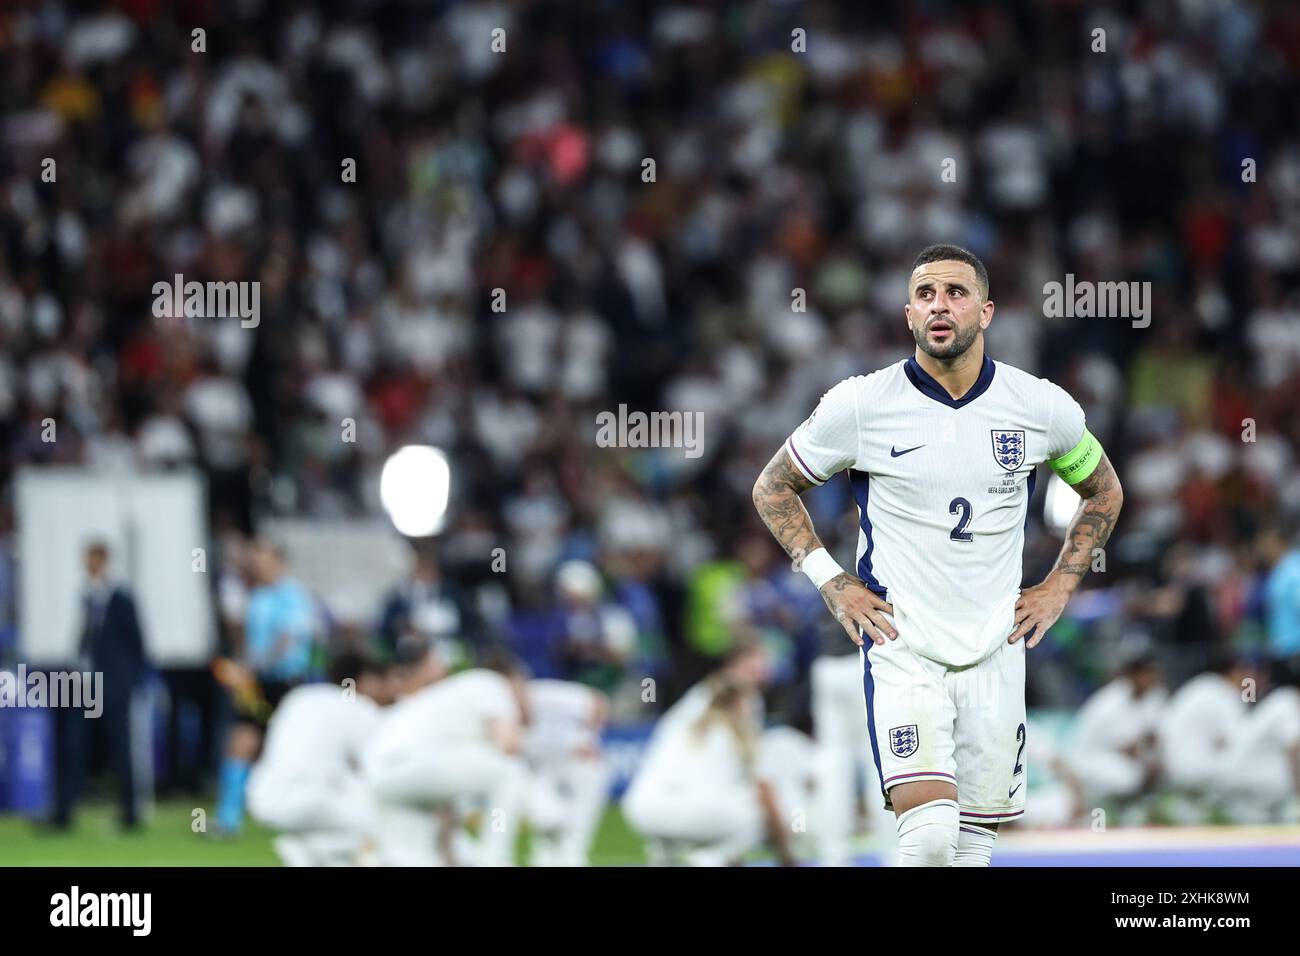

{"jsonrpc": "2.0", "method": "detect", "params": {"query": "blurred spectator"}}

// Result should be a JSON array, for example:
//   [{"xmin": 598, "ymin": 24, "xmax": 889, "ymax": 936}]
[
  {"xmin": 549, "ymin": 560, "xmax": 637, "ymax": 710},
  {"xmin": 375, "ymin": 551, "xmax": 477, "ymax": 667},
  {"xmin": 732, "ymin": 532, "xmax": 822, "ymax": 712},
  {"xmin": 602, "ymin": 542, "xmax": 672, "ymax": 705}
]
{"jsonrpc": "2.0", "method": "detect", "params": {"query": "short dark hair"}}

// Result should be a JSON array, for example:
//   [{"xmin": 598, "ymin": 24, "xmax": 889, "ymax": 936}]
[
  {"xmin": 1115, "ymin": 631, "xmax": 1158, "ymax": 676},
  {"xmin": 1119, "ymin": 650, "xmax": 1159, "ymax": 677},
  {"xmin": 328, "ymin": 651, "xmax": 387, "ymax": 686},
  {"xmin": 1271, "ymin": 656, "xmax": 1300, "ymax": 691},
  {"xmin": 1206, "ymin": 645, "xmax": 1241, "ymax": 675},
  {"xmin": 478, "ymin": 645, "xmax": 527, "ymax": 678},
  {"xmin": 911, "ymin": 244, "xmax": 989, "ymax": 300}
]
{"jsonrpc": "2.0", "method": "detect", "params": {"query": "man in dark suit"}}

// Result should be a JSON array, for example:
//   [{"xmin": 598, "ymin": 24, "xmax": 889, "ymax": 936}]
[{"xmin": 52, "ymin": 541, "xmax": 149, "ymax": 829}]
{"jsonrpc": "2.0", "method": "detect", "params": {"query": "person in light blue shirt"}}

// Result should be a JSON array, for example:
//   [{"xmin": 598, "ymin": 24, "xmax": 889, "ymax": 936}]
[
  {"xmin": 245, "ymin": 566, "xmax": 317, "ymax": 681},
  {"xmin": 1262, "ymin": 520, "xmax": 1300, "ymax": 661},
  {"xmin": 215, "ymin": 540, "xmax": 320, "ymax": 835}
]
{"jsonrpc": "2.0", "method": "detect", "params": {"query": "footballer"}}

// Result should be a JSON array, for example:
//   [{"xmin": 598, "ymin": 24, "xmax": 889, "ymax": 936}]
[{"xmin": 752, "ymin": 244, "xmax": 1124, "ymax": 866}]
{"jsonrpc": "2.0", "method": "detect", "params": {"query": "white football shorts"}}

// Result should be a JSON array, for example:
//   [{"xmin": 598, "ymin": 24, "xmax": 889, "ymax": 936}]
[{"xmin": 861, "ymin": 627, "xmax": 1027, "ymax": 825}]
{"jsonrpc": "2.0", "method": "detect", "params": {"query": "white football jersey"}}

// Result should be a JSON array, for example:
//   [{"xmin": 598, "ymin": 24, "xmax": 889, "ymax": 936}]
[
  {"xmin": 256, "ymin": 683, "xmax": 382, "ymax": 782},
  {"xmin": 372, "ymin": 669, "xmax": 518, "ymax": 754},
  {"xmin": 1072, "ymin": 678, "xmax": 1167, "ymax": 755},
  {"xmin": 786, "ymin": 355, "xmax": 1086, "ymax": 667},
  {"xmin": 1157, "ymin": 673, "xmax": 1242, "ymax": 757},
  {"xmin": 634, "ymin": 717, "xmax": 755, "ymax": 792}
]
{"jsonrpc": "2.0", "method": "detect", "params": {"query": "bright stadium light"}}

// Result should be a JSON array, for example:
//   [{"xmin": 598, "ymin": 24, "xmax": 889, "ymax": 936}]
[
  {"xmin": 1043, "ymin": 473, "xmax": 1077, "ymax": 533},
  {"xmin": 380, "ymin": 445, "xmax": 451, "ymax": 537}
]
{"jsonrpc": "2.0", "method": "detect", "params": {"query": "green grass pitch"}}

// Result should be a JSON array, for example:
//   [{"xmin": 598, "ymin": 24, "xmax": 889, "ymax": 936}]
[{"xmin": 0, "ymin": 800, "xmax": 650, "ymax": 866}]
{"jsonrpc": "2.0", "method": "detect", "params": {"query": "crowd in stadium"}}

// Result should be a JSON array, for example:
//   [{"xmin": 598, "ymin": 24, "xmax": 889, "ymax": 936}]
[{"xmin": 1, "ymin": 0, "xmax": 1299, "ymax": 764}]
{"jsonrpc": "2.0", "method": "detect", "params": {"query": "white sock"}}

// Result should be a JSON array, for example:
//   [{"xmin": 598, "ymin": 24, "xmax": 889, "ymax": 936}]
[
  {"xmin": 953, "ymin": 823, "xmax": 997, "ymax": 867},
  {"xmin": 895, "ymin": 799, "xmax": 958, "ymax": 867}
]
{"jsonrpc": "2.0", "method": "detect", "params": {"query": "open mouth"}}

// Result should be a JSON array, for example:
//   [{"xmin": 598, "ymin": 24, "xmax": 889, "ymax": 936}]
[{"xmin": 927, "ymin": 319, "xmax": 954, "ymax": 340}]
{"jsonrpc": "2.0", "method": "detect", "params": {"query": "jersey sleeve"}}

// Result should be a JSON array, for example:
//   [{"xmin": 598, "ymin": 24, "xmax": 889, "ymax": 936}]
[
  {"xmin": 1043, "ymin": 379, "xmax": 1087, "ymax": 460},
  {"xmin": 785, "ymin": 378, "xmax": 860, "ymax": 486}
]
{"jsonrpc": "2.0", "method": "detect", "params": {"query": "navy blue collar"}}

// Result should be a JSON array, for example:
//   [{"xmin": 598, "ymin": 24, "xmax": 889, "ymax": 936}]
[{"xmin": 903, "ymin": 354, "xmax": 996, "ymax": 409}]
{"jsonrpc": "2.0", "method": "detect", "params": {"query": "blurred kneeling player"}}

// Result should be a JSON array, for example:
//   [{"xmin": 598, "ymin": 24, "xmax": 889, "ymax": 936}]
[
  {"xmin": 622, "ymin": 676, "xmax": 794, "ymax": 866},
  {"xmin": 525, "ymin": 679, "xmax": 612, "ymax": 866},
  {"xmin": 246, "ymin": 653, "xmax": 394, "ymax": 865},
  {"xmin": 365, "ymin": 653, "xmax": 530, "ymax": 866},
  {"xmin": 1159, "ymin": 652, "xmax": 1300, "ymax": 823}
]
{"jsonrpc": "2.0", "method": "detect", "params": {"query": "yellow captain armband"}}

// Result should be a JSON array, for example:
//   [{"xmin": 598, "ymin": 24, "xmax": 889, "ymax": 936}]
[{"xmin": 1048, "ymin": 429, "xmax": 1103, "ymax": 485}]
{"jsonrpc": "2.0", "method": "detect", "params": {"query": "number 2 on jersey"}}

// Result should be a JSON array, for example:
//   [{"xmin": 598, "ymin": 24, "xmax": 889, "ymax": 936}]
[{"xmin": 948, "ymin": 497, "xmax": 973, "ymax": 542}]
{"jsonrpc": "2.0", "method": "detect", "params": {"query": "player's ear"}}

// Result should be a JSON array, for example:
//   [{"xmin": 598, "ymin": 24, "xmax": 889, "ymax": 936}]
[{"xmin": 979, "ymin": 298, "xmax": 994, "ymax": 330}]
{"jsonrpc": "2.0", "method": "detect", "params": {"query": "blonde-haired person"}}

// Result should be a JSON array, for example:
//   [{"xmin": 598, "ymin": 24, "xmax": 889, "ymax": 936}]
[{"xmin": 623, "ymin": 676, "xmax": 794, "ymax": 866}]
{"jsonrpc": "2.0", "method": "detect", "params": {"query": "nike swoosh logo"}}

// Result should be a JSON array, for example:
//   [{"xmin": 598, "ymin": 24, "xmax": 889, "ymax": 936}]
[
  {"xmin": 1008, "ymin": 783, "xmax": 1022, "ymax": 799},
  {"xmin": 890, "ymin": 444, "xmax": 926, "ymax": 458}
]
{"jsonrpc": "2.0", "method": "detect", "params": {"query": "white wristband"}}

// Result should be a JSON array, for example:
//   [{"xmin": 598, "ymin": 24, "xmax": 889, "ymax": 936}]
[{"xmin": 800, "ymin": 548, "xmax": 844, "ymax": 590}]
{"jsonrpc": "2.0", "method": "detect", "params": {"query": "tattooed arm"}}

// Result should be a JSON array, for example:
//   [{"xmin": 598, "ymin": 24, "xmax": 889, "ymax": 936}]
[
  {"xmin": 1009, "ymin": 453, "xmax": 1124, "ymax": 647},
  {"xmin": 752, "ymin": 446, "xmax": 897, "ymax": 646},
  {"xmin": 750, "ymin": 445, "xmax": 821, "ymax": 567}
]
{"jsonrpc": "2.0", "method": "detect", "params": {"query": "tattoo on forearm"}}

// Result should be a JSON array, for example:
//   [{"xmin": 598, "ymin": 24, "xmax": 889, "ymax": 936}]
[
  {"xmin": 819, "ymin": 571, "xmax": 859, "ymax": 621},
  {"xmin": 752, "ymin": 447, "xmax": 822, "ymax": 566},
  {"xmin": 1053, "ymin": 455, "xmax": 1122, "ymax": 580}
]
